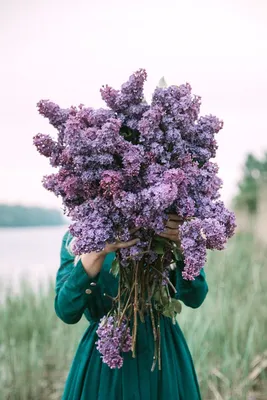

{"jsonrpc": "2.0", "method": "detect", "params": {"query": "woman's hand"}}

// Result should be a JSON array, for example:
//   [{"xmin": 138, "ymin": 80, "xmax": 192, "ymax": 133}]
[
  {"xmin": 157, "ymin": 214, "xmax": 183, "ymax": 247},
  {"xmin": 81, "ymin": 237, "xmax": 140, "ymax": 278},
  {"xmin": 127, "ymin": 215, "xmax": 184, "ymax": 247},
  {"xmin": 100, "ymin": 237, "xmax": 140, "ymax": 256}
]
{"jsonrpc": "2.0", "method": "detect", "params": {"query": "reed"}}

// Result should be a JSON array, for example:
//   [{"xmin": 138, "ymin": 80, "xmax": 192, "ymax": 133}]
[{"xmin": 0, "ymin": 232, "xmax": 266, "ymax": 399}]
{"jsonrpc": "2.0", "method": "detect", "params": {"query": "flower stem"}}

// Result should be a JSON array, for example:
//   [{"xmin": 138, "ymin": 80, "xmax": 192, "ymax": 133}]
[
  {"xmin": 118, "ymin": 268, "xmax": 121, "ymax": 314},
  {"xmin": 103, "ymin": 293, "xmax": 115, "ymax": 302},
  {"xmin": 118, "ymin": 279, "xmax": 135, "ymax": 326},
  {"xmin": 138, "ymin": 260, "xmax": 145, "ymax": 323},
  {"xmin": 131, "ymin": 261, "xmax": 139, "ymax": 358},
  {"xmin": 157, "ymin": 311, "xmax": 161, "ymax": 371},
  {"xmin": 148, "ymin": 284, "xmax": 158, "ymax": 372},
  {"xmin": 125, "ymin": 250, "xmax": 149, "ymax": 260},
  {"xmin": 150, "ymin": 265, "xmax": 177, "ymax": 294}
]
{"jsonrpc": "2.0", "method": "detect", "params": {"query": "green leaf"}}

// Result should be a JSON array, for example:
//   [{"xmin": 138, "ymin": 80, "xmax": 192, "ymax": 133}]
[
  {"xmin": 154, "ymin": 302, "xmax": 163, "ymax": 312},
  {"xmin": 154, "ymin": 236, "xmax": 171, "ymax": 246},
  {"xmin": 162, "ymin": 298, "xmax": 182, "ymax": 318},
  {"xmin": 153, "ymin": 240, "xmax": 165, "ymax": 255},
  {"xmin": 172, "ymin": 246, "xmax": 183, "ymax": 262},
  {"xmin": 171, "ymin": 299, "xmax": 182, "ymax": 314},
  {"xmin": 110, "ymin": 259, "xmax": 120, "ymax": 277},
  {"xmin": 158, "ymin": 76, "xmax": 168, "ymax": 88},
  {"xmin": 153, "ymin": 290, "xmax": 161, "ymax": 302},
  {"xmin": 162, "ymin": 305, "xmax": 174, "ymax": 318},
  {"xmin": 152, "ymin": 236, "xmax": 171, "ymax": 254},
  {"xmin": 160, "ymin": 288, "xmax": 169, "ymax": 305}
]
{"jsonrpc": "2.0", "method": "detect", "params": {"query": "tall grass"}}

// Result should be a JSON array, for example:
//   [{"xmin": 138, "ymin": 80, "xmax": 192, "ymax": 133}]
[
  {"xmin": 0, "ymin": 281, "xmax": 88, "ymax": 399},
  {"xmin": 0, "ymin": 233, "xmax": 266, "ymax": 399},
  {"xmin": 180, "ymin": 233, "xmax": 267, "ymax": 399}
]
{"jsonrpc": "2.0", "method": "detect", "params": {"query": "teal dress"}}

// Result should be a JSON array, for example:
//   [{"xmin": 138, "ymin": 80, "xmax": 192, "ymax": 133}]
[{"xmin": 55, "ymin": 231, "xmax": 208, "ymax": 400}]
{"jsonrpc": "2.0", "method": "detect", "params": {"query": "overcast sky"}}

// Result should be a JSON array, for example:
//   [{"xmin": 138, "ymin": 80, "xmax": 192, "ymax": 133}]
[{"xmin": 1, "ymin": 0, "xmax": 266, "ymax": 209}]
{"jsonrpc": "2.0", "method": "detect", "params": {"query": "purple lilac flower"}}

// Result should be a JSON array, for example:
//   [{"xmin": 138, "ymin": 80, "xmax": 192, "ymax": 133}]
[
  {"xmin": 33, "ymin": 133, "xmax": 58, "ymax": 157},
  {"xmin": 141, "ymin": 183, "xmax": 178, "ymax": 214},
  {"xmin": 113, "ymin": 191, "xmax": 140, "ymax": 218},
  {"xmin": 161, "ymin": 268, "xmax": 171, "ymax": 286},
  {"xmin": 100, "ymin": 171, "xmax": 124, "ymax": 197},
  {"xmin": 202, "ymin": 218, "xmax": 227, "ymax": 250},
  {"xmin": 86, "ymin": 108, "xmax": 116, "ymax": 127},
  {"xmin": 162, "ymin": 168, "xmax": 186, "ymax": 187},
  {"xmin": 138, "ymin": 106, "xmax": 164, "ymax": 145},
  {"xmin": 61, "ymin": 175, "xmax": 85, "ymax": 201},
  {"xmin": 195, "ymin": 161, "xmax": 223, "ymax": 199},
  {"xmin": 151, "ymin": 84, "xmax": 201, "ymax": 132},
  {"xmin": 119, "ymin": 103, "xmax": 150, "ymax": 130},
  {"xmin": 122, "ymin": 145, "xmax": 144, "ymax": 177},
  {"xmin": 196, "ymin": 198, "xmax": 236, "ymax": 239},
  {"xmin": 36, "ymin": 100, "xmax": 72, "ymax": 132},
  {"xmin": 119, "ymin": 240, "xmax": 147, "ymax": 265},
  {"xmin": 100, "ymin": 69, "xmax": 147, "ymax": 112},
  {"xmin": 179, "ymin": 219, "xmax": 207, "ymax": 280},
  {"xmin": 34, "ymin": 68, "xmax": 236, "ymax": 282},
  {"xmin": 186, "ymin": 115, "xmax": 223, "ymax": 162},
  {"xmin": 96, "ymin": 316, "xmax": 132, "ymax": 369},
  {"xmin": 69, "ymin": 212, "xmax": 115, "ymax": 254},
  {"xmin": 144, "ymin": 163, "xmax": 166, "ymax": 185}
]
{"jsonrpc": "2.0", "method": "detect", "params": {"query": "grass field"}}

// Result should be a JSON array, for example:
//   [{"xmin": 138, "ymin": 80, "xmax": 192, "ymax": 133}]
[{"xmin": 0, "ymin": 233, "xmax": 266, "ymax": 399}]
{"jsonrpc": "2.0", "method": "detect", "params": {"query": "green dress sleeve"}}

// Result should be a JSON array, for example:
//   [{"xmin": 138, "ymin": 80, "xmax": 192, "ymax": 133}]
[
  {"xmin": 170, "ymin": 260, "xmax": 209, "ymax": 309},
  {"xmin": 54, "ymin": 231, "xmax": 101, "ymax": 324}
]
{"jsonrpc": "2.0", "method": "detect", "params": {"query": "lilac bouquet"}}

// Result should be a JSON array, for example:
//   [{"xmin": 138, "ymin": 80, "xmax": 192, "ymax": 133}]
[{"xmin": 33, "ymin": 69, "xmax": 236, "ymax": 370}]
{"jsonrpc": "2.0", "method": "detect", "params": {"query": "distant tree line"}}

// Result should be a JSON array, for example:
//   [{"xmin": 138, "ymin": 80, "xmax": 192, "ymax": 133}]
[
  {"xmin": 233, "ymin": 152, "xmax": 267, "ymax": 214},
  {"xmin": 0, "ymin": 204, "xmax": 66, "ymax": 227}
]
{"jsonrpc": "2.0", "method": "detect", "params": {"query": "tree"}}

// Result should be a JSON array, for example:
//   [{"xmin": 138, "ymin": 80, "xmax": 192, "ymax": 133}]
[
  {"xmin": 233, "ymin": 152, "xmax": 267, "ymax": 213},
  {"xmin": 0, "ymin": 204, "xmax": 66, "ymax": 227}
]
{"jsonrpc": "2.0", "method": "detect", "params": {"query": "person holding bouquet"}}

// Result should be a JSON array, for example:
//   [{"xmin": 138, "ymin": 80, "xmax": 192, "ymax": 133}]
[
  {"xmin": 55, "ymin": 213, "xmax": 208, "ymax": 400},
  {"xmin": 34, "ymin": 69, "xmax": 235, "ymax": 399}
]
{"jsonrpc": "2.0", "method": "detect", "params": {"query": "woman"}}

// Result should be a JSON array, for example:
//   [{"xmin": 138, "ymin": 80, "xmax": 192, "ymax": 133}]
[{"xmin": 55, "ymin": 214, "xmax": 208, "ymax": 399}]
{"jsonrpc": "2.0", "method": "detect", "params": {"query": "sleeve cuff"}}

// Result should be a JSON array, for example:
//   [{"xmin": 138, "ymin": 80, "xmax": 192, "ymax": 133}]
[{"xmin": 64, "ymin": 258, "xmax": 101, "ymax": 294}]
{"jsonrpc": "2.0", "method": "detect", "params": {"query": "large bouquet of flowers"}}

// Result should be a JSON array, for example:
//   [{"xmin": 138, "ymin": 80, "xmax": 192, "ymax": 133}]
[{"xmin": 33, "ymin": 69, "xmax": 236, "ymax": 370}]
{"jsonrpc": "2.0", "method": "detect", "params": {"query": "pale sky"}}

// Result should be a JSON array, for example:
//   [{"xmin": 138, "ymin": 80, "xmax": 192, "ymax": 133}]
[{"xmin": 1, "ymin": 0, "xmax": 267, "ymax": 209}]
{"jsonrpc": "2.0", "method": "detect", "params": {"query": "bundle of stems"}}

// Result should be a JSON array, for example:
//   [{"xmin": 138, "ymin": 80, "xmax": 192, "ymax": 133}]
[{"xmin": 104, "ymin": 234, "xmax": 182, "ymax": 371}]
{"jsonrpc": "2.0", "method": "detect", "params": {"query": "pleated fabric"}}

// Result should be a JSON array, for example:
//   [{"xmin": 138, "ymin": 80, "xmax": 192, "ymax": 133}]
[{"xmin": 56, "ymin": 231, "xmax": 208, "ymax": 400}]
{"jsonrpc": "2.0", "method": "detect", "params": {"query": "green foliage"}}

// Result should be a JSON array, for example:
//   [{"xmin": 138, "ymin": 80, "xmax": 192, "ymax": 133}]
[
  {"xmin": 153, "ymin": 239, "xmax": 165, "ymax": 255},
  {"xmin": 110, "ymin": 258, "xmax": 120, "ymax": 277},
  {"xmin": 162, "ymin": 298, "xmax": 182, "ymax": 318},
  {"xmin": 179, "ymin": 233, "xmax": 267, "ymax": 398},
  {"xmin": 233, "ymin": 152, "xmax": 267, "ymax": 213},
  {"xmin": 171, "ymin": 245, "xmax": 184, "ymax": 262},
  {"xmin": 0, "ymin": 204, "xmax": 66, "ymax": 227},
  {"xmin": 153, "ymin": 287, "xmax": 182, "ymax": 318},
  {"xmin": 0, "ymin": 280, "xmax": 88, "ymax": 399},
  {"xmin": 157, "ymin": 76, "xmax": 168, "ymax": 88},
  {"xmin": 152, "ymin": 236, "xmax": 172, "ymax": 255}
]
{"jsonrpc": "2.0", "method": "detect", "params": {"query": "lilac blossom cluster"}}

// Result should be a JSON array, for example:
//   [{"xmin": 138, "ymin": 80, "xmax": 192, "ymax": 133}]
[
  {"xmin": 96, "ymin": 316, "xmax": 132, "ymax": 369},
  {"xmin": 33, "ymin": 68, "xmax": 236, "ymax": 280}
]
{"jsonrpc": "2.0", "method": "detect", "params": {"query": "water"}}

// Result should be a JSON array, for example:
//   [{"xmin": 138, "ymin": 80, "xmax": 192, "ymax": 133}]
[{"xmin": 0, "ymin": 225, "xmax": 69, "ymax": 298}]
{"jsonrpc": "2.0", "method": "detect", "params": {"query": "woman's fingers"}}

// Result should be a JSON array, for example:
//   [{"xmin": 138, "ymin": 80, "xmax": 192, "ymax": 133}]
[
  {"xmin": 167, "ymin": 213, "xmax": 183, "ymax": 221},
  {"xmin": 116, "ymin": 238, "xmax": 140, "ymax": 249},
  {"xmin": 129, "ymin": 227, "xmax": 141, "ymax": 235},
  {"xmin": 160, "ymin": 227, "xmax": 180, "ymax": 236},
  {"xmin": 157, "ymin": 225, "xmax": 181, "ymax": 244},
  {"xmin": 158, "ymin": 231, "xmax": 179, "ymax": 240},
  {"xmin": 165, "ymin": 214, "xmax": 183, "ymax": 230},
  {"xmin": 165, "ymin": 220, "xmax": 182, "ymax": 229}
]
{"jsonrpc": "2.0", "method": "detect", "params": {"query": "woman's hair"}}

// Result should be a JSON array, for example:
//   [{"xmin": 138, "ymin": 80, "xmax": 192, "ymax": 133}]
[{"xmin": 65, "ymin": 233, "xmax": 81, "ymax": 266}]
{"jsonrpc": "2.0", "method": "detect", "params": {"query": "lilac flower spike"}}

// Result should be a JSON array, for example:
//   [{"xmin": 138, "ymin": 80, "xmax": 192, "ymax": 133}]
[{"xmin": 33, "ymin": 68, "xmax": 236, "ymax": 276}]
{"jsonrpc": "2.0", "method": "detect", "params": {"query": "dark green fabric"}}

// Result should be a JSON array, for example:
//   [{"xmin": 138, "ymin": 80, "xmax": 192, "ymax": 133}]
[{"xmin": 55, "ymin": 231, "xmax": 209, "ymax": 400}]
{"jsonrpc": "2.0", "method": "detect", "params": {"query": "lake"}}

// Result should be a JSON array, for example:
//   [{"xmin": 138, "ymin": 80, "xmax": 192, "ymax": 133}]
[{"xmin": 0, "ymin": 225, "xmax": 69, "ymax": 299}]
